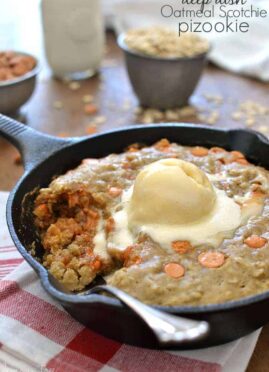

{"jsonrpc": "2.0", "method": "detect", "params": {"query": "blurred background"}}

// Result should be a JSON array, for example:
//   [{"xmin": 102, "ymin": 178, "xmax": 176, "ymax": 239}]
[{"xmin": 0, "ymin": 0, "xmax": 269, "ymax": 191}]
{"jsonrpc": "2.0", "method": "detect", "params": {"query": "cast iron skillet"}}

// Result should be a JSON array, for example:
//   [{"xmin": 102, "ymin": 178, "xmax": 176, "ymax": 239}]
[{"xmin": 1, "ymin": 113, "xmax": 269, "ymax": 350}]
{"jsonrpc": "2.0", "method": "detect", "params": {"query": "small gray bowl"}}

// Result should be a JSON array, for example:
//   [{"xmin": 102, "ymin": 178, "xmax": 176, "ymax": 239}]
[
  {"xmin": 0, "ymin": 52, "xmax": 39, "ymax": 114},
  {"xmin": 118, "ymin": 33, "xmax": 209, "ymax": 109}
]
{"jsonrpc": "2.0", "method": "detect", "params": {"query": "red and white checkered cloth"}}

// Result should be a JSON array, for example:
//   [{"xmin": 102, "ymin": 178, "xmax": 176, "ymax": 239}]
[{"xmin": 0, "ymin": 192, "xmax": 261, "ymax": 372}]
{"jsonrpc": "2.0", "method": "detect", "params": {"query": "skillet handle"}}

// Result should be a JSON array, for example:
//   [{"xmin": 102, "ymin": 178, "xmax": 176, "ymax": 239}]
[{"xmin": 0, "ymin": 113, "xmax": 72, "ymax": 171}]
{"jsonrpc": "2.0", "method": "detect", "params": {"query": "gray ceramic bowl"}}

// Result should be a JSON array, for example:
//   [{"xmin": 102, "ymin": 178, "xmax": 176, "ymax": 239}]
[
  {"xmin": 0, "ymin": 52, "xmax": 39, "ymax": 114},
  {"xmin": 118, "ymin": 33, "xmax": 209, "ymax": 109}
]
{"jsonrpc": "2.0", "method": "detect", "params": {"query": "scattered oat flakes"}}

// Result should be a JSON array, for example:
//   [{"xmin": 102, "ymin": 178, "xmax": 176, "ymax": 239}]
[
  {"xmin": 231, "ymin": 112, "xmax": 242, "ymax": 121},
  {"xmin": 82, "ymin": 94, "xmax": 94, "ymax": 104},
  {"xmin": 121, "ymin": 98, "xmax": 132, "ymax": 111},
  {"xmin": 178, "ymin": 106, "xmax": 197, "ymax": 117},
  {"xmin": 197, "ymin": 114, "xmax": 207, "ymax": 122},
  {"xmin": 94, "ymin": 116, "xmax": 106, "ymax": 125},
  {"xmin": 134, "ymin": 97, "xmax": 268, "ymax": 129},
  {"xmin": 207, "ymin": 110, "xmax": 220, "ymax": 125},
  {"xmin": 136, "ymin": 105, "xmax": 199, "ymax": 124},
  {"xmin": 258, "ymin": 125, "xmax": 269, "ymax": 134},
  {"xmin": 69, "ymin": 81, "xmax": 81, "ymax": 91},
  {"xmin": 240, "ymin": 100, "xmax": 269, "ymax": 116},
  {"xmin": 230, "ymin": 100, "xmax": 268, "ymax": 128},
  {"xmin": 141, "ymin": 114, "xmax": 153, "ymax": 124},
  {"xmin": 165, "ymin": 109, "xmax": 180, "ymax": 121},
  {"xmin": 245, "ymin": 118, "xmax": 255, "ymax": 127},
  {"xmin": 125, "ymin": 26, "xmax": 209, "ymax": 58},
  {"xmin": 53, "ymin": 100, "xmax": 63, "ymax": 109},
  {"xmin": 134, "ymin": 106, "xmax": 143, "ymax": 115},
  {"xmin": 203, "ymin": 94, "xmax": 224, "ymax": 105}
]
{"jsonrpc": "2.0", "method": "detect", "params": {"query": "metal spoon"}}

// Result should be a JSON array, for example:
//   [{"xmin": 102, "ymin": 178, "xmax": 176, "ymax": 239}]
[{"xmin": 87, "ymin": 283, "xmax": 209, "ymax": 346}]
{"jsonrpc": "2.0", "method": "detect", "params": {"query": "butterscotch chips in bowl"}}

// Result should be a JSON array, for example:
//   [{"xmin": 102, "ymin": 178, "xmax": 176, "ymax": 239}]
[
  {"xmin": 0, "ymin": 51, "xmax": 36, "ymax": 82},
  {"xmin": 0, "ymin": 51, "xmax": 39, "ymax": 114}
]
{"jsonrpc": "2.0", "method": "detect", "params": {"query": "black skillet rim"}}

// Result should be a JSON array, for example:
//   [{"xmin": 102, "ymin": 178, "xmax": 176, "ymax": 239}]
[{"xmin": 6, "ymin": 123, "xmax": 269, "ymax": 314}]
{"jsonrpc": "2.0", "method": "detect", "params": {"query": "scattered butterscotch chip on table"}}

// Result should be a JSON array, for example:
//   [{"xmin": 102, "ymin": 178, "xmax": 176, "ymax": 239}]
[
  {"xmin": 57, "ymin": 132, "xmax": 69, "ymax": 138},
  {"xmin": 84, "ymin": 103, "xmax": 98, "ymax": 115},
  {"xmin": 85, "ymin": 125, "xmax": 97, "ymax": 135}
]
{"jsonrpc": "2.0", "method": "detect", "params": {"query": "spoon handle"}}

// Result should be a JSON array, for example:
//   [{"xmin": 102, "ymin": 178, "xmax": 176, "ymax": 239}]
[{"xmin": 91, "ymin": 284, "xmax": 209, "ymax": 346}]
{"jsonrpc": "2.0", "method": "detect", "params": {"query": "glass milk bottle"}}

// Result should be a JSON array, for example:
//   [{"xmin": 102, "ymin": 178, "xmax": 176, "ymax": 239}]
[{"xmin": 41, "ymin": 0, "xmax": 104, "ymax": 80}]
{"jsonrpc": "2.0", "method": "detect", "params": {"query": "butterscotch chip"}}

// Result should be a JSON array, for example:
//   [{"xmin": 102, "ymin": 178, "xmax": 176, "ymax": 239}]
[
  {"xmin": 244, "ymin": 235, "xmax": 267, "ymax": 249},
  {"xmin": 84, "ymin": 104, "xmax": 98, "ymax": 115},
  {"xmin": 23, "ymin": 56, "xmax": 36, "ymax": 70},
  {"xmin": 235, "ymin": 158, "xmax": 249, "ymax": 166},
  {"xmin": 230, "ymin": 151, "xmax": 245, "ymax": 159},
  {"xmin": 172, "ymin": 241, "xmax": 192, "ymax": 254},
  {"xmin": 198, "ymin": 251, "xmax": 225, "ymax": 268},
  {"xmin": 252, "ymin": 190, "xmax": 266, "ymax": 199},
  {"xmin": 4, "ymin": 51, "xmax": 16, "ymax": 59},
  {"xmin": 57, "ymin": 132, "xmax": 69, "ymax": 138},
  {"xmin": 12, "ymin": 63, "xmax": 28, "ymax": 76},
  {"xmin": 164, "ymin": 262, "xmax": 185, "ymax": 278},
  {"xmin": 0, "ymin": 67, "xmax": 12, "ymax": 80},
  {"xmin": 108, "ymin": 187, "xmax": 122, "ymax": 197},
  {"xmin": 154, "ymin": 138, "xmax": 170, "ymax": 150},
  {"xmin": 209, "ymin": 147, "xmax": 226, "ymax": 154},
  {"xmin": 0, "ymin": 51, "xmax": 36, "ymax": 81},
  {"xmin": 105, "ymin": 217, "xmax": 115, "ymax": 234},
  {"xmin": 191, "ymin": 147, "xmax": 209, "ymax": 157}
]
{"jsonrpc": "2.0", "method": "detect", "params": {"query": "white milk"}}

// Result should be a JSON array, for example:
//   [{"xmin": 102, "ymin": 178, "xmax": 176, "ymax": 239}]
[{"xmin": 41, "ymin": 0, "xmax": 104, "ymax": 80}]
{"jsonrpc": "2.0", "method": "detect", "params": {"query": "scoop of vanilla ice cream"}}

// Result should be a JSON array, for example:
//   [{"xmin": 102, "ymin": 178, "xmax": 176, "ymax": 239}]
[{"xmin": 128, "ymin": 158, "xmax": 216, "ymax": 226}]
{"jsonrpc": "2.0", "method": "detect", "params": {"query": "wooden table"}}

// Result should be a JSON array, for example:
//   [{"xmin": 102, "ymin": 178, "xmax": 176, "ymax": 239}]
[{"xmin": 1, "ymin": 24, "xmax": 269, "ymax": 372}]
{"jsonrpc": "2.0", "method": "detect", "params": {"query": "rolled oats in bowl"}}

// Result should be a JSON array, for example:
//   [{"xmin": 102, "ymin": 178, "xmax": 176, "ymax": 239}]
[{"xmin": 124, "ymin": 26, "xmax": 210, "ymax": 59}]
